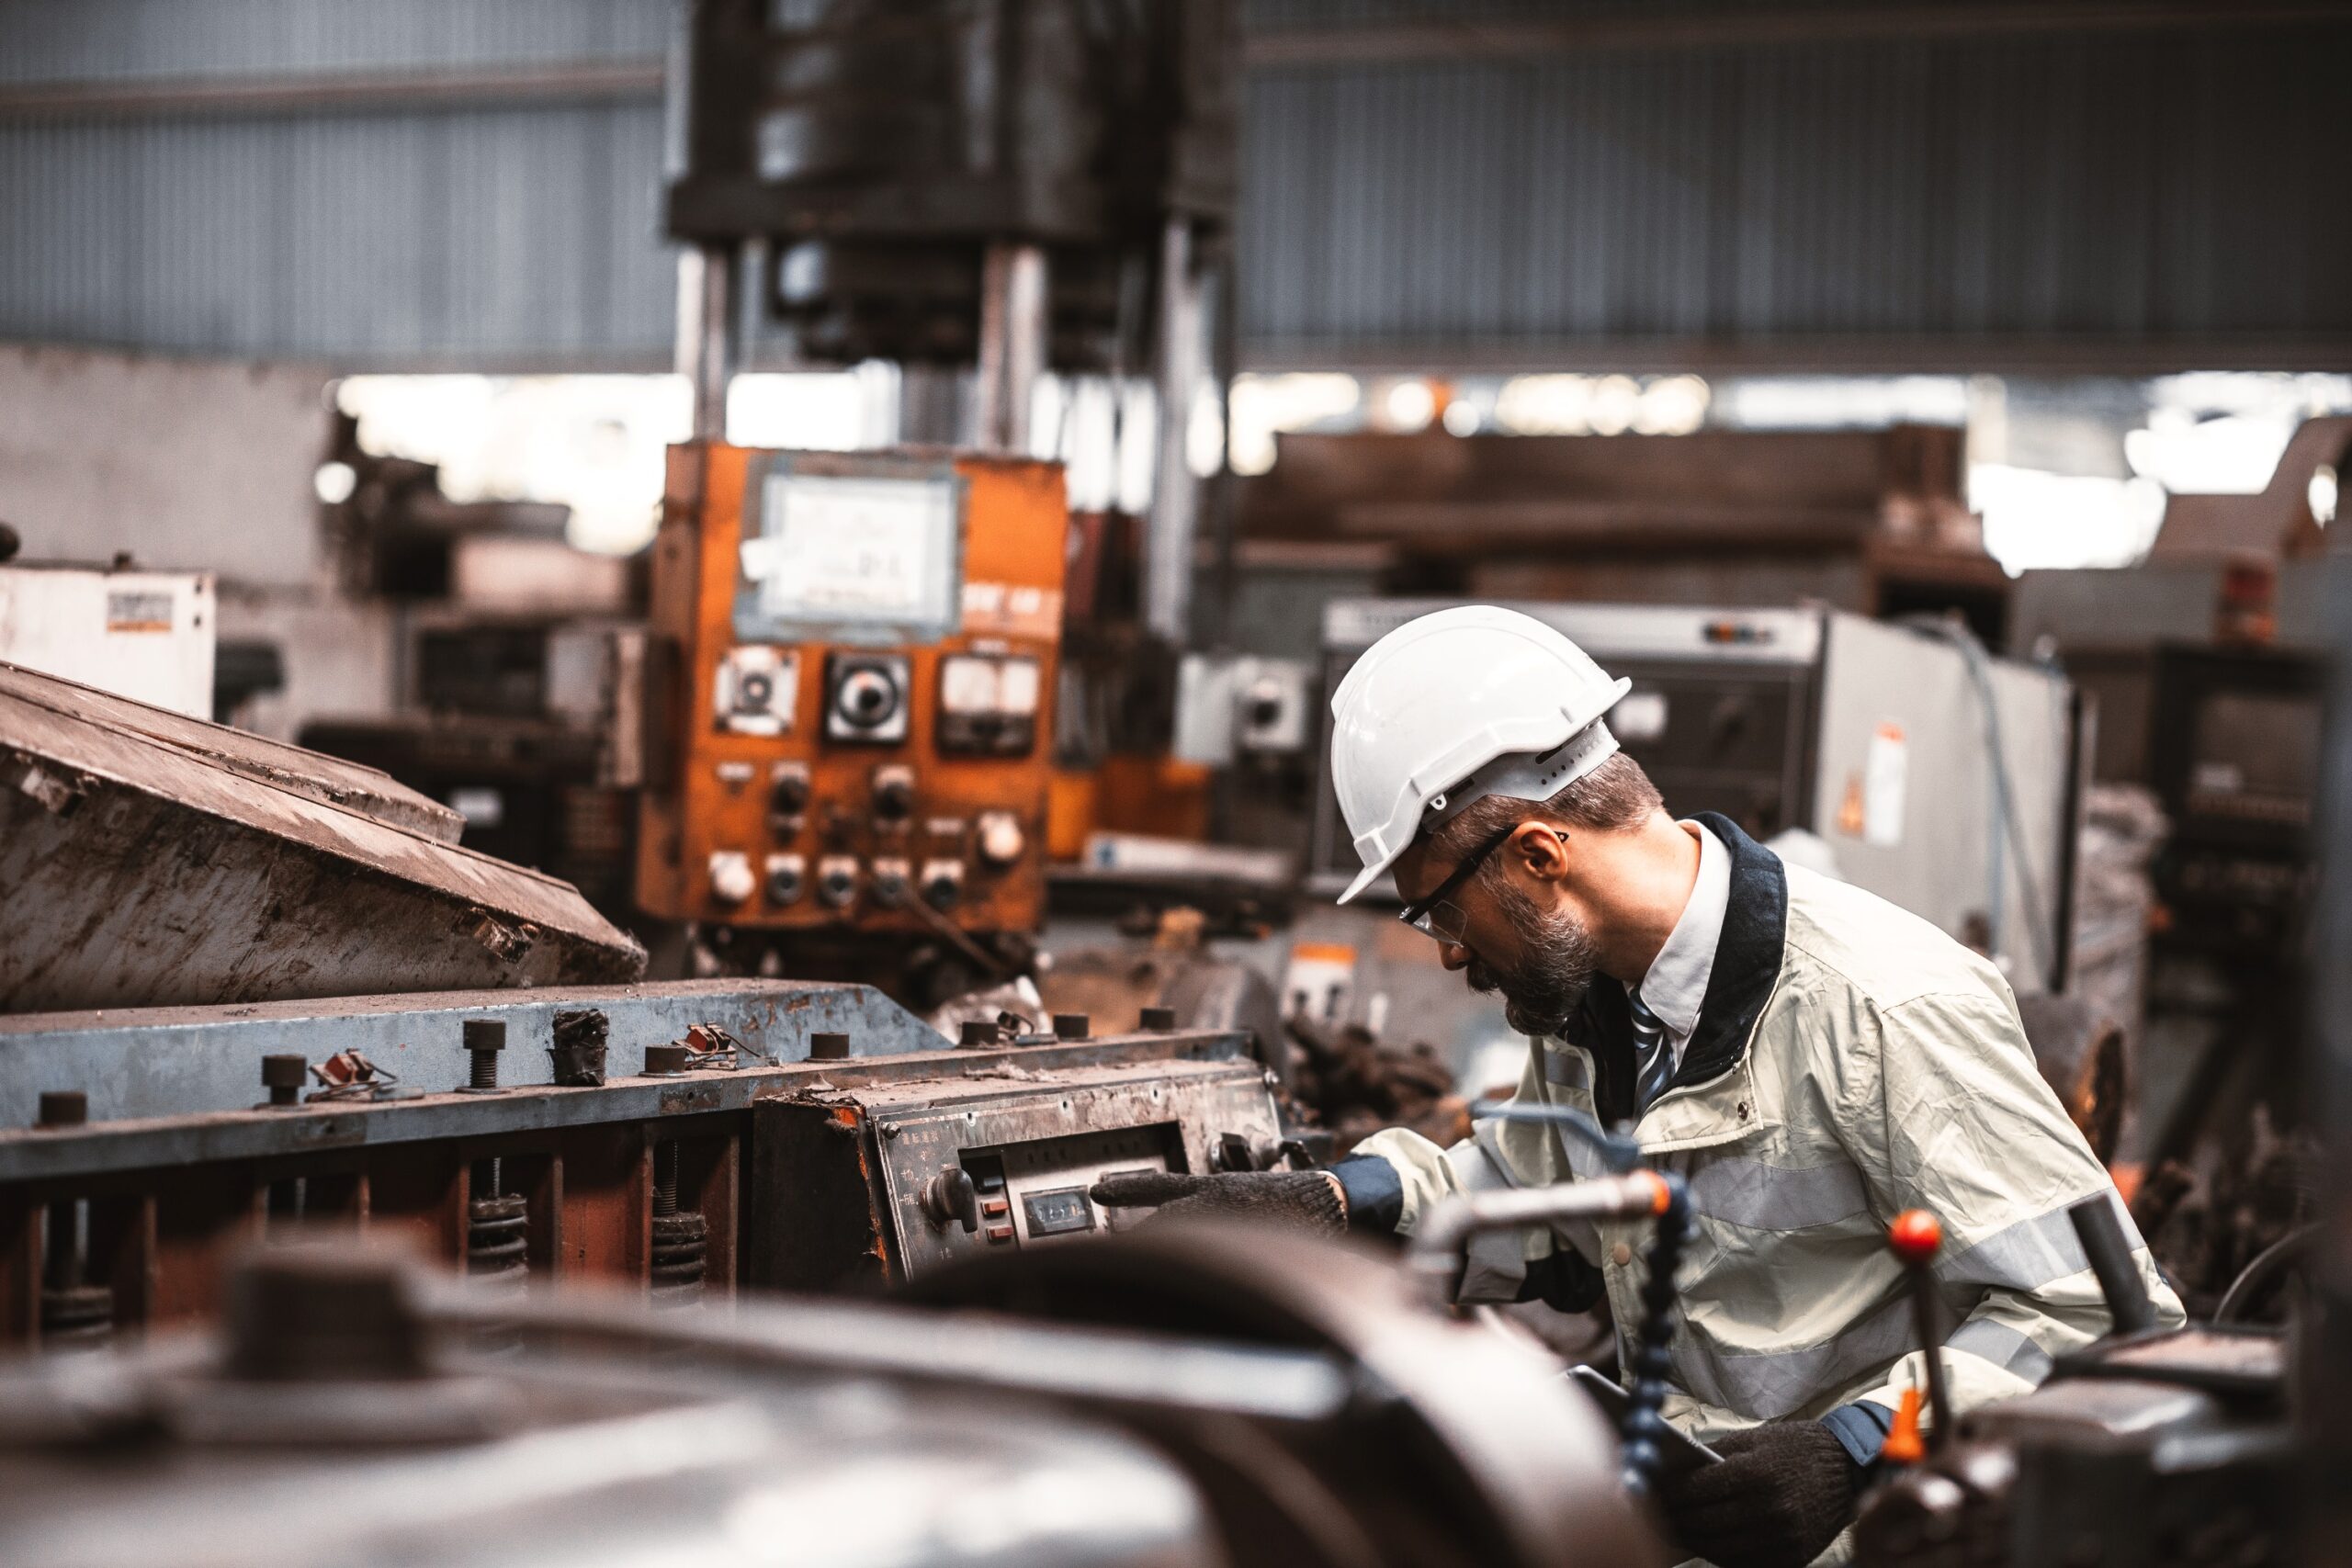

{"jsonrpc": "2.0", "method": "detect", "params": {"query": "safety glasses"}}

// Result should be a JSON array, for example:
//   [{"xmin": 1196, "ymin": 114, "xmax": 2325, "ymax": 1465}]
[{"xmin": 1396, "ymin": 823, "xmax": 1519, "ymax": 945}]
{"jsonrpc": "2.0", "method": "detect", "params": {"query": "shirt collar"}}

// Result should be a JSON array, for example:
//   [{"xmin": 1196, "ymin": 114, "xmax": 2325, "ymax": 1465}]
[{"xmin": 1635, "ymin": 819, "xmax": 1730, "ymax": 1046}]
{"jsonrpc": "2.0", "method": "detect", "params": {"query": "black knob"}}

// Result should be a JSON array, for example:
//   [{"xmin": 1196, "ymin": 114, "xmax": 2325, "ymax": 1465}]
[
  {"xmin": 260, "ymin": 1056, "xmax": 307, "ymax": 1107},
  {"xmin": 871, "ymin": 867, "xmax": 908, "ymax": 908},
  {"xmin": 873, "ymin": 775, "xmax": 915, "ymax": 819},
  {"xmin": 769, "ymin": 773, "xmax": 810, "ymax": 817},
  {"xmin": 767, "ymin": 862, "xmax": 805, "ymax": 904},
  {"xmin": 923, "ymin": 870, "xmax": 960, "ymax": 910},
  {"xmin": 921, "ymin": 1167, "xmax": 980, "ymax": 1233}
]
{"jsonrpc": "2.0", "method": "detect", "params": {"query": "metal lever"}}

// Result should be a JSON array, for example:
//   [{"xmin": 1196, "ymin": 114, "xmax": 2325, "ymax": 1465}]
[
  {"xmin": 921, "ymin": 1168, "xmax": 980, "ymax": 1234},
  {"xmin": 2067, "ymin": 1193, "xmax": 2156, "ymax": 1336},
  {"xmin": 1886, "ymin": 1211, "xmax": 1954, "ymax": 1456},
  {"xmin": 1466, "ymin": 1098, "xmax": 1644, "ymax": 1174},
  {"xmin": 1411, "ymin": 1169, "xmax": 1690, "ymax": 1499}
]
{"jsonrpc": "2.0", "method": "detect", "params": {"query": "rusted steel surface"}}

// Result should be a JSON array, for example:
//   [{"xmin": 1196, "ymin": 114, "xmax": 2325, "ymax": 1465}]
[
  {"xmin": 0, "ymin": 658, "xmax": 643, "ymax": 1011},
  {"xmin": 0, "ymin": 660, "xmax": 462, "ymax": 840},
  {"xmin": 0, "ymin": 996, "xmax": 1255, "ymax": 1348},
  {"xmin": 0, "ymin": 978, "xmax": 939, "ymax": 1129}
]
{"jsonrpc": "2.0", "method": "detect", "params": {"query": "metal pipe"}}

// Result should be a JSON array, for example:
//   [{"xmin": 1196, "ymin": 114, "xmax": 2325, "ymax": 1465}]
[
  {"xmin": 676, "ymin": 245, "xmax": 737, "ymax": 443},
  {"xmin": 1147, "ymin": 219, "xmax": 1204, "ymax": 643},
  {"xmin": 975, "ymin": 243, "xmax": 1048, "ymax": 453},
  {"xmin": 1406, "ymin": 1172, "xmax": 1670, "ymax": 1299}
]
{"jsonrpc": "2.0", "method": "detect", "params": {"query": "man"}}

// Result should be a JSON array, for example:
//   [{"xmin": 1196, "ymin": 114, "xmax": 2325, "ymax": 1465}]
[{"xmin": 1096, "ymin": 605, "xmax": 2181, "ymax": 1568}]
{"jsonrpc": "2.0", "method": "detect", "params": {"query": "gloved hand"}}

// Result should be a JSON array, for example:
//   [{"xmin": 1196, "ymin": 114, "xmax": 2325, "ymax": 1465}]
[
  {"xmin": 1657, "ymin": 1418, "xmax": 1863, "ymax": 1568},
  {"xmin": 1089, "ymin": 1169, "xmax": 1347, "ymax": 1235}
]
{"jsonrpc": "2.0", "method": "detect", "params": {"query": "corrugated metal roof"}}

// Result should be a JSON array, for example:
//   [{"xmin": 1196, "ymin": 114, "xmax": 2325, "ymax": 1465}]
[
  {"xmin": 1241, "ymin": 20, "xmax": 2352, "ymax": 367},
  {"xmin": 0, "ymin": 0, "xmax": 667, "ymax": 84},
  {"xmin": 0, "ymin": 1, "xmax": 2344, "ymax": 370}
]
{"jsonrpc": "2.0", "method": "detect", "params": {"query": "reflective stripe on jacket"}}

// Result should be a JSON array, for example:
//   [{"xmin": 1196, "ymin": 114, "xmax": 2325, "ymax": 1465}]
[{"xmin": 1349, "ymin": 814, "xmax": 2184, "ymax": 1443}]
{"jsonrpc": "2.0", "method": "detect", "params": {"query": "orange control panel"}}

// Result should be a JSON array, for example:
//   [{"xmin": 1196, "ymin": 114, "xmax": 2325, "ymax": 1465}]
[{"xmin": 635, "ymin": 444, "xmax": 1066, "ymax": 932}]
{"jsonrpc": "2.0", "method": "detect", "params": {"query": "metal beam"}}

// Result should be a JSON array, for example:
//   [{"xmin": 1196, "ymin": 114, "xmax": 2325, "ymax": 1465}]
[
  {"xmin": 1240, "ymin": 333, "xmax": 2352, "ymax": 378},
  {"xmin": 0, "ymin": 59, "xmax": 665, "ymax": 120},
  {"xmin": 1246, "ymin": 2, "xmax": 2352, "ymax": 67}
]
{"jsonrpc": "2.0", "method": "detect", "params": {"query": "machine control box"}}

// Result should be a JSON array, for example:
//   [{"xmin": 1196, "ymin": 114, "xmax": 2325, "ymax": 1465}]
[
  {"xmin": 636, "ymin": 445, "xmax": 1067, "ymax": 935},
  {"xmin": 746, "ymin": 1055, "xmax": 1283, "ymax": 1290}
]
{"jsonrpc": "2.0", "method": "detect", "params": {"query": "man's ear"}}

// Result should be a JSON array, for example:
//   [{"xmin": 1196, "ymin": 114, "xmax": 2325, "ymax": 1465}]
[{"xmin": 1508, "ymin": 819, "xmax": 1572, "ymax": 883}]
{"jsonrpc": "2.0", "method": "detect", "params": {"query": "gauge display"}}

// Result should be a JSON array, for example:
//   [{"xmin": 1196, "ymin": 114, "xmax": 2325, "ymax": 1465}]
[{"xmin": 1022, "ymin": 1186, "xmax": 1096, "ymax": 1237}]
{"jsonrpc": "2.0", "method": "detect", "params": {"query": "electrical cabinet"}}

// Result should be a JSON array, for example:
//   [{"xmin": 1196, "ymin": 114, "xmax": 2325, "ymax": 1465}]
[{"xmin": 636, "ymin": 446, "xmax": 1067, "ymax": 936}]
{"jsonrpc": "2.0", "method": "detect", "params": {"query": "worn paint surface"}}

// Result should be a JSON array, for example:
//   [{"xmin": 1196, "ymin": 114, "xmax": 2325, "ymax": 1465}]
[{"xmin": 0, "ymin": 659, "xmax": 642, "ymax": 1011}]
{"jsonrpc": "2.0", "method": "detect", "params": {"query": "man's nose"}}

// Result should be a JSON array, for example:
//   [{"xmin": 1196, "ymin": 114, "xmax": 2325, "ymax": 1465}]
[{"xmin": 1439, "ymin": 940, "xmax": 1472, "ymax": 972}]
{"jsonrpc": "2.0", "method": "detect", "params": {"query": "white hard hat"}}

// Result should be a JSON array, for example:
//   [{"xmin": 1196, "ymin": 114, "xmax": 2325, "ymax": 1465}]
[{"xmin": 1329, "ymin": 605, "xmax": 1631, "ymax": 904}]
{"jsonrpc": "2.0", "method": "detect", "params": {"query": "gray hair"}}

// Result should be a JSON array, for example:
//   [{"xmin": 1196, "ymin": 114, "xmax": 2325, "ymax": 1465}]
[{"xmin": 1427, "ymin": 751, "xmax": 1664, "ymax": 868}]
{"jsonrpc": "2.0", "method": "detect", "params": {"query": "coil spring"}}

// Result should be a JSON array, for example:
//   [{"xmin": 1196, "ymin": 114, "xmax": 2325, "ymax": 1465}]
[
  {"xmin": 467, "ymin": 1195, "xmax": 530, "ymax": 1294},
  {"xmin": 650, "ymin": 1140, "xmax": 706, "ymax": 1305},
  {"xmin": 40, "ymin": 1282, "xmax": 113, "ymax": 1348}
]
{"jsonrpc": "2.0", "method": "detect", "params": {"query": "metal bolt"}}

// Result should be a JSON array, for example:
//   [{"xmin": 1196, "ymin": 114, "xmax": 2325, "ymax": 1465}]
[
  {"xmin": 808, "ymin": 1032, "xmax": 850, "ymax": 1062},
  {"xmin": 260, "ymin": 1056, "xmax": 307, "ymax": 1108},
  {"xmin": 1052, "ymin": 1014, "xmax": 1090, "ymax": 1041},
  {"xmin": 1139, "ymin": 1007, "xmax": 1177, "ymax": 1032},
  {"xmin": 462, "ymin": 1020, "xmax": 506, "ymax": 1093},
  {"xmin": 36, "ymin": 1091, "xmax": 87, "ymax": 1128}
]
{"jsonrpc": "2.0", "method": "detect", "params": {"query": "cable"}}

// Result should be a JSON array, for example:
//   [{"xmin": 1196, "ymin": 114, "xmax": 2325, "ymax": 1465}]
[
  {"xmin": 2214, "ymin": 1223, "xmax": 2316, "ymax": 1325},
  {"xmin": 1903, "ymin": 615, "xmax": 2061, "ymax": 992}
]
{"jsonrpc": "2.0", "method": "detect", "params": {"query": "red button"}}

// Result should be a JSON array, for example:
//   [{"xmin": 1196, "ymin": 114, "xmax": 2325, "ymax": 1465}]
[
  {"xmin": 981, "ymin": 1198, "xmax": 1010, "ymax": 1219},
  {"xmin": 985, "ymin": 1224, "xmax": 1014, "ymax": 1245}
]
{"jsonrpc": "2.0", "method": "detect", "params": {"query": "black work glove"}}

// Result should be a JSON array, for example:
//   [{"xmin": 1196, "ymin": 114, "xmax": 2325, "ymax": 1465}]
[
  {"xmin": 1089, "ymin": 1169, "xmax": 1347, "ymax": 1235},
  {"xmin": 1658, "ymin": 1419, "xmax": 1862, "ymax": 1568}
]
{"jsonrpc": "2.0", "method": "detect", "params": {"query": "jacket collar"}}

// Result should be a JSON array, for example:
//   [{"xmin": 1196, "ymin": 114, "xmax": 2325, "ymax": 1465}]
[
  {"xmin": 1562, "ymin": 812, "xmax": 1787, "ymax": 1103},
  {"xmin": 1672, "ymin": 812, "xmax": 1788, "ymax": 1090}
]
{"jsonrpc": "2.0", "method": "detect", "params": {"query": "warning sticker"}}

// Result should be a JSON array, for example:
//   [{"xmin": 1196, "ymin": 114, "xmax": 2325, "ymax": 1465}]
[
  {"xmin": 1862, "ymin": 722, "xmax": 1908, "ymax": 848},
  {"xmin": 106, "ymin": 591, "xmax": 175, "ymax": 633}
]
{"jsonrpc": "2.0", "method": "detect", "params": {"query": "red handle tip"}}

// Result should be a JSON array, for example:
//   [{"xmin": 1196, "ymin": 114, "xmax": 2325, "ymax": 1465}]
[{"xmin": 1887, "ymin": 1209, "xmax": 1943, "ymax": 1264}]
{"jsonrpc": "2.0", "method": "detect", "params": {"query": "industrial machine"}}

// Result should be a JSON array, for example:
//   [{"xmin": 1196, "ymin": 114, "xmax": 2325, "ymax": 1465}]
[
  {"xmin": 1854, "ymin": 1202, "xmax": 2293, "ymax": 1568},
  {"xmin": 1311, "ymin": 600, "xmax": 2080, "ymax": 993},
  {"xmin": 632, "ymin": 445, "xmax": 1068, "ymax": 1000},
  {"xmin": 0, "ymin": 1227, "xmax": 1655, "ymax": 1568},
  {"xmin": 0, "ymin": 659, "xmax": 643, "ymax": 1014},
  {"xmin": 0, "ymin": 978, "xmax": 1274, "ymax": 1347}
]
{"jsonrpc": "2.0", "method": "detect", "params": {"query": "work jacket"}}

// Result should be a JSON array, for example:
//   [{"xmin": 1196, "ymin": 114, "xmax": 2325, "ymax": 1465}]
[{"xmin": 1340, "ymin": 813, "xmax": 2184, "ymax": 1446}]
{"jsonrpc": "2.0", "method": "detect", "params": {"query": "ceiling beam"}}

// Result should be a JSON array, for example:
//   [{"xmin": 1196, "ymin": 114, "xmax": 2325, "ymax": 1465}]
[
  {"xmin": 0, "ymin": 59, "xmax": 664, "ymax": 121},
  {"xmin": 1247, "ymin": 2, "xmax": 2352, "ymax": 68}
]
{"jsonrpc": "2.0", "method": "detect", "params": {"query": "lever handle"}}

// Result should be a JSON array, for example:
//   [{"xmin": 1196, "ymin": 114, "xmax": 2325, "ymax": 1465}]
[
  {"xmin": 1885, "ymin": 1209, "xmax": 1954, "ymax": 1458},
  {"xmin": 2067, "ymin": 1194, "xmax": 2156, "ymax": 1336},
  {"xmin": 922, "ymin": 1167, "xmax": 980, "ymax": 1234}
]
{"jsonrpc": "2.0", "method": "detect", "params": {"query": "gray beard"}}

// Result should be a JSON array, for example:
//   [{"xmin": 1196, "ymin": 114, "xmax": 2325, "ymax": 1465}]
[{"xmin": 1464, "ymin": 876, "xmax": 1601, "ymax": 1038}]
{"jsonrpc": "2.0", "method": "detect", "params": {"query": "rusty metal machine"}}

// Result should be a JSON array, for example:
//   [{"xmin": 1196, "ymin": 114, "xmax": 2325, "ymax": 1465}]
[
  {"xmin": 0, "ymin": 659, "xmax": 644, "ymax": 1013},
  {"xmin": 633, "ymin": 445, "xmax": 1068, "ymax": 1002},
  {"xmin": 0, "ymin": 1227, "xmax": 1657, "ymax": 1568},
  {"xmin": 0, "ymin": 978, "xmax": 1278, "ymax": 1349}
]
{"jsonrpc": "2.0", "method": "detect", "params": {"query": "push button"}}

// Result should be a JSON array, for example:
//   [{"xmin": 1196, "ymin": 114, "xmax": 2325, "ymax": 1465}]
[
  {"xmin": 1611, "ymin": 1242, "xmax": 1634, "ymax": 1268},
  {"xmin": 980, "ymin": 1198, "xmax": 1009, "ymax": 1219},
  {"xmin": 985, "ymin": 1224, "xmax": 1015, "ymax": 1245}
]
